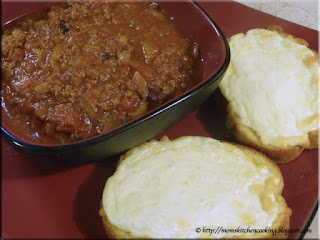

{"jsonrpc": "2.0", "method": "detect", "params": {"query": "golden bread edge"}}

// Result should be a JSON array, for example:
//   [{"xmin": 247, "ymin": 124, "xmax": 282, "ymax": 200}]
[
  {"xmin": 99, "ymin": 136, "xmax": 292, "ymax": 239},
  {"xmin": 225, "ymin": 108, "xmax": 307, "ymax": 164},
  {"xmin": 220, "ymin": 25, "xmax": 319, "ymax": 163}
]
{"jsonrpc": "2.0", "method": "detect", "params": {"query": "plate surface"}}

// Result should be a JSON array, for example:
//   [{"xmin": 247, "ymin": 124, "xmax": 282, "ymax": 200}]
[{"xmin": 2, "ymin": 1, "xmax": 318, "ymax": 239}]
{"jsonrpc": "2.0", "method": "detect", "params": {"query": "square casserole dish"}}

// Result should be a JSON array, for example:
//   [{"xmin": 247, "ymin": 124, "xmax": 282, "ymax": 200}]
[{"xmin": 1, "ymin": 0, "xmax": 230, "ymax": 162}]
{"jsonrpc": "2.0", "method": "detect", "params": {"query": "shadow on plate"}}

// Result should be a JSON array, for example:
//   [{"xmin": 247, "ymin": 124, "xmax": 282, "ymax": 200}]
[
  {"xmin": 197, "ymin": 90, "xmax": 232, "ymax": 141},
  {"xmin": 73, "ymin": 157, "xmax": 119, "ymax": 239}
]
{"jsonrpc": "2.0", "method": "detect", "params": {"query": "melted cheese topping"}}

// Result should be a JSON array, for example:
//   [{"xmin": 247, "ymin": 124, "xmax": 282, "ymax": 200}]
[
  {"xmin": 102, "ymin": 137, "xmax": 283, "ymax": 238},
  {"xmin": 219, "ymin": 29, "xmax": 319, "ymax": 147}
]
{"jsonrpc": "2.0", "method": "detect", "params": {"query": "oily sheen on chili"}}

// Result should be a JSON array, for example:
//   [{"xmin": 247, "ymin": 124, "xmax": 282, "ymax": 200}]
[{"xmin": 1, "ymin": 2, "xmax": 203, "ymax": 144}]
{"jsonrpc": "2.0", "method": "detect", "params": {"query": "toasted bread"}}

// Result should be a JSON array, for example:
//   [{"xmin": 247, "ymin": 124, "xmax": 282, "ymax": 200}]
[
  {"xmin": 219, "ymin": 26, "xmax": 319, "ymax": 163},
  {"xmin": 100, "ymin": 136, "xmax": 292, "ymax": 238}
]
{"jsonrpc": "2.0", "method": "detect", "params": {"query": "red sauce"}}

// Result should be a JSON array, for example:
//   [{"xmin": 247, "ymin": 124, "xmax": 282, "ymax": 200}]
[{"xmin": 2, "ymin": 2, "xmax": 203, "ymax": 144}]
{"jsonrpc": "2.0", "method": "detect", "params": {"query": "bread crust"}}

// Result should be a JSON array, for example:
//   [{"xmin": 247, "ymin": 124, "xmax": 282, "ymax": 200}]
[
  {"xmin": 100, "ymin": 136, "xmax": 292, "ymax": 239},
  {"xmin": 99, "ymin": 205, "xmax": 134, "ymax": 239},
  {"xmin": 225, "ymin": 106, "xmax": 307, "ymax": 164},
  {"xmin": 219, "ymin": 26, "xmax": 318, "ymax": 163},
  {"xmin": 99, "ymin": 201, "xmax": 291, "ymax": 239},
  {"xmin": 306, "ymin": 129, "xmax": 319, "ymax": 150}
]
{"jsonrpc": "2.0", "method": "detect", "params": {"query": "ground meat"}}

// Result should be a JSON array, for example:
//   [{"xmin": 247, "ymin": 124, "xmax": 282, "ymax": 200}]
[{"xmin": 1, "ymin": 2, "xmax": 203, "ymax": 144}]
